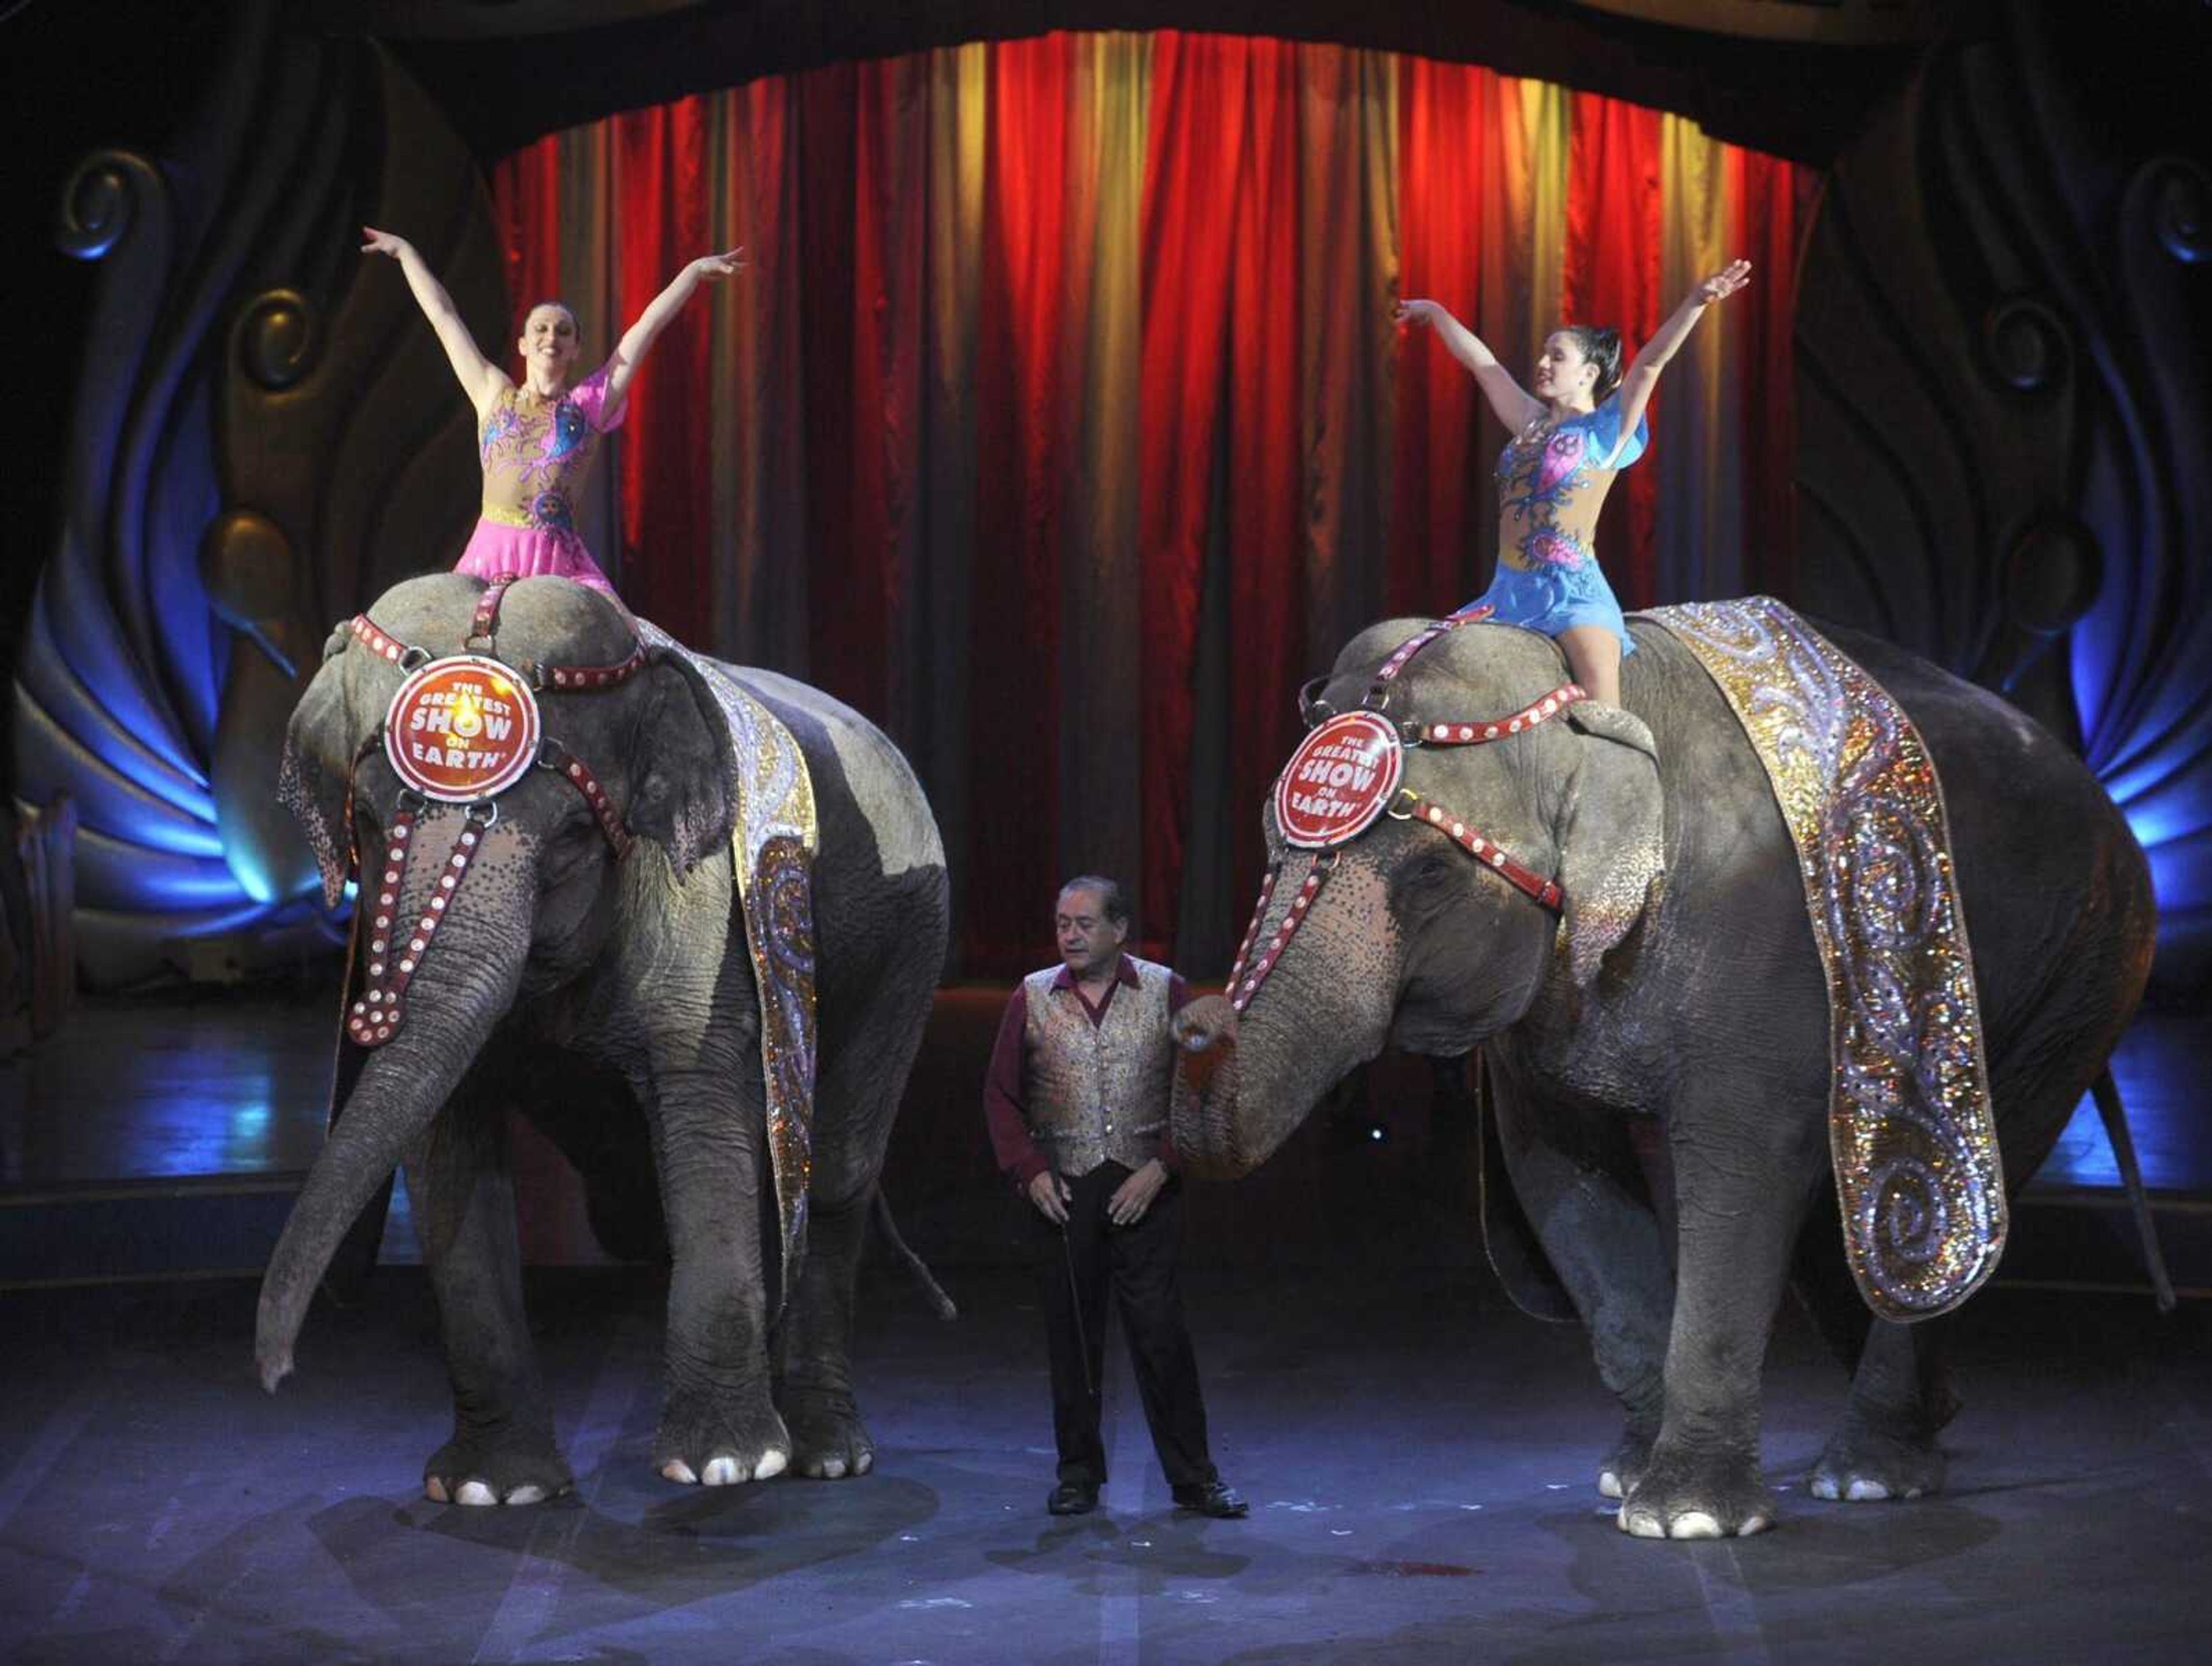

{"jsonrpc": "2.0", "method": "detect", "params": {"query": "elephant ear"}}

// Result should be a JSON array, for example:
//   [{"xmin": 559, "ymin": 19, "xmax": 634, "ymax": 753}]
[
  {"xmin": 1554, "ymin": 703, "xmax": 1665, "ymax": 986},
  {"xmin": 628, "ymin": 648, "xmax": 738, "ymax": 879},
  {"xmin": 277, "ymin": 623, "xmax": 367, "ymax": 911}
]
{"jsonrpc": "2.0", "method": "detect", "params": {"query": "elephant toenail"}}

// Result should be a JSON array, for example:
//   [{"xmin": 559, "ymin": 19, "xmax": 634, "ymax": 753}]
[
  {"xmin": 456, "ymin": 1480, "xmax": 498, "ymax": 1507},
  {"xmin": 753, "ymin": 1450, "xmax": 789, "ymax": 1481},
  {"xmin": 424, "ymin": 1476, "xmax": 450, "ymax": 1504},
  {"xmin": 505, "ymin": 1485, "xmax": 547, "ymax": 1506},
  {"xmin": 820, "ymin": 1459, "xmax": 847, "ymax": 1479},
  {"xmin": 701, "ymin": 1457, "xmax": 742, "ymax": 1486},
  {"xmin": 1669, "ymin": 1512, "xmax": 1723, "ymax": 1539},
  {"xmin": 662, "ymin": 1459, "xmax": 698, "ymax": 1485},
  {"xmin": 854, "ymin": 1452, "xmax": 873, "ymax": 1475},
  {"xmin": 1740, "ymin": 1513, "xmax": 1773, "ymax": 1535}
]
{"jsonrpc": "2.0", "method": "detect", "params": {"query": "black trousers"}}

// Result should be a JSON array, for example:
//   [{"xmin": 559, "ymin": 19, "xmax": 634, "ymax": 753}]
[{"xmin": 1039, "ymin": 1160, "xmax": 1218, "ymax": 1490}]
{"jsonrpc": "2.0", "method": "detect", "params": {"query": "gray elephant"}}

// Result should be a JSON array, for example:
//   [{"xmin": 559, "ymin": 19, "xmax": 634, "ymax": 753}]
[
  {"xmin": 259, "ymin": 574, "xmax": 949, "ymax": 1505},
  {"xmin": 1171, "ymin": 608, "xmax": 2154, "ymax": 1539}
]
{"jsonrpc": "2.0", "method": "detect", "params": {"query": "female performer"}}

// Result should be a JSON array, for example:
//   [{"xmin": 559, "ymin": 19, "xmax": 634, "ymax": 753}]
[
  {"xmin": 1395, "ymin": 259, "xmax": 1752, "ymax": 706},
  {"xmin": 361, "ymin": 225, "xmax": 744, "ymax": 595}
]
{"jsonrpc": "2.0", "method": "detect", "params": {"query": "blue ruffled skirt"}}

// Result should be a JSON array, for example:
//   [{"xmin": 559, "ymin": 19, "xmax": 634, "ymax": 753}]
[{"xmin": 1461, "ymin": 557, "xmax": 1636, "ymax": 656}]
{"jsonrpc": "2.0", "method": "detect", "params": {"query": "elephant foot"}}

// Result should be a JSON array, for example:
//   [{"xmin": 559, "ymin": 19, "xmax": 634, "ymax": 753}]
[
  {"xmin": 656, "ymin": 1387, "xmax": 791, "ymax": 1486},
  {"xmin": 1809, "ymin": 1417, "xmax": 1945, "ymax": 1502},
  {"xmin": 780, "ymin": 1385, "xmax": 876, "ymax": 1481},
  {"xmin": 424, "ymin": 1424, "xmax": 573, "ymax": 1508},
  {"xmin": 1596, "ymin": 1424, "xmax": 1657, "ymax": 1501},
  {"xmin": 1616, "ymin": 1442, "xmax": 1775, "ymax": 1539}
]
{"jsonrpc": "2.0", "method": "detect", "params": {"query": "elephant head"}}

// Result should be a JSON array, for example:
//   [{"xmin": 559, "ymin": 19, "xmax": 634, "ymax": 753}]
[
  {"xmin": 257, "ymin": 574, "xmax": 736, "ymax": 1388},
  {"xmin": 1171, "ymin": 619, "xmax": 1664, "ymax": 1177}
]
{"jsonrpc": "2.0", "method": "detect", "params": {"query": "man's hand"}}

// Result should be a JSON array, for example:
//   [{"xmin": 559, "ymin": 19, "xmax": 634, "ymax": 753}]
[
  {"xmin": 1171, "ymin": 993, "xmax": 1238, "ymax": 1054},
  {"xmin": 1027, "ymin": 1169, "xmax": 1071, "ymax": 1225},
  {"xmin": 1108, "ymin": 1159, "xmax": 1168, "ymax": 1227}
]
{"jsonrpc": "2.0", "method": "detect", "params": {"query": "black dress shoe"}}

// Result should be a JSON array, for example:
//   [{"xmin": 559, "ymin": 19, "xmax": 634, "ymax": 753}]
[
  {"xmin": 1172, "ymin": 1480, "xmax": 1249, "ymax": 1519},
  {"xmin": 1047, "ymin": 1481, "xmax": 1100, "ymax": 1516}
]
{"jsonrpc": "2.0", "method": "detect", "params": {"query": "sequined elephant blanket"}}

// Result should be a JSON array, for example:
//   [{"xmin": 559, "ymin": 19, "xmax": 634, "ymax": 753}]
[
  {"xmin": 636, "ymin": 621, "xmax": 820, "ymax": 1311},
  {"xmin": 1640, "ymin": 597, "xmax": 2005, "ymax": 1323}
]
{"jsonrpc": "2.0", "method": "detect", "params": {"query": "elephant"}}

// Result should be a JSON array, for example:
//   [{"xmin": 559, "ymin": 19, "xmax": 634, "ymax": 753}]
[
  {"xmin": 1171, "ymin": 610, "xmax": 2154, "ymax": 1539},
  {"xmin": 259, "ymin": 573, "xmax": 949, "ymax": 1505}
]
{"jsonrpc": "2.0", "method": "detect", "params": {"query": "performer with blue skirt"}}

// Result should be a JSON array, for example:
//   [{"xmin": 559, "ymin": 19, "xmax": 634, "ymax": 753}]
[{"xmin": 1396, "ymin": 259, "xmax": 1752, "ymax": 707}]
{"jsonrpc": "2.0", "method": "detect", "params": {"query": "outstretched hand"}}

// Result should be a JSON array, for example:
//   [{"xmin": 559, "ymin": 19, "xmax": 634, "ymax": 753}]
[
  {"xmin": 360, "ymin": 225, "xmax": 410, "ymax": 259},
  {"xmin": 690, "ymin": 246, "xmax": 748, "ymax": 282},
  {"xmin": 1695, "ymin": 259, "xmax": 1753, "ymax": 305},
  {"xmin": 1395, "ymin": 298, "xmax": 1445, "ymax": 329}
]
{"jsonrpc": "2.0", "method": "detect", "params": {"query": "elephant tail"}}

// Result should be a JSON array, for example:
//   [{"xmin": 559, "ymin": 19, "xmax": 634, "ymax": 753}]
[
  {"xmin": 2090, "ymin": 1067, "xmax": 2177, "ymax": 1314},
  {"xmin": 873, "ymin": 1185, "xmax": 957, "ymax": 1321}
]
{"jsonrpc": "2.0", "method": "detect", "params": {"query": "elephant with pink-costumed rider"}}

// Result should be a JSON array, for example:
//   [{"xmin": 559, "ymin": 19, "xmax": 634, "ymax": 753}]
[
  {"xmin": 1169, "ymin": 598, "xmax": 2157, "ymax": 1539},
  {"xmin": 260, "ymin": 572, "xmax": 949, "ymax": 1506}
]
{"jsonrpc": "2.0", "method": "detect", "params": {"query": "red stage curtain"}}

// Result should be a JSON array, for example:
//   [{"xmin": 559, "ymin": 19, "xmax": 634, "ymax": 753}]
[
  {"xmin": 967, "ymin": 35, "xmax": 1076, "ymax": 972},
  {"xmin": 487, "ymin": 39, "xmax": 1811, "ymax": 977},
  {"xmin": 1733, "ymin": 147, "xmax": 1814, "ymax": 601},
  {"xmin": 1565, "ymin": 92, "xmax": 1664, "ymax": 609},
  {"xmin": 490, "ymin": 139, "xmax": 562, "ymax": 343},
  {"xmin": 613, "ymin": 96, "xmax": 715, "ymax": 627},
  {"xmin": 1138, "ymin": 33, "xmax": 1304, "ymax": 960},
  {"xmin": 1391, "ymin": 58, "xmax": 1498, "ymax": 616}
]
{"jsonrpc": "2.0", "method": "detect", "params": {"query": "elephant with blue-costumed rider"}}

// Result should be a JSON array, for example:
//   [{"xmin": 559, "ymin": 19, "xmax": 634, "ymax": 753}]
[
  {"xmin": 1169, "ymin": 596, "xmax": 2156, "ymax": 1539},
  {"xmin": 260, "ymin": 572, "xmax": 950, "ymax": 1505}
]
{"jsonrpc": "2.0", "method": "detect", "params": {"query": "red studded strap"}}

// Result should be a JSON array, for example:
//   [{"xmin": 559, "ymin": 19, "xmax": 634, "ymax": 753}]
[
  {"xmin": 1362, "ymin": 605, "xmax": 1493, "ymax": 705},
  {"xmin": 1226, "ymin": 852, "xmax": 1336, "ymax": 1015},
  {"xmin": 346, "ymin": 802, "xmax": 490, "ymax": 1048},
  {"xmin": 350, "ymin": 613, "xmax": 418, "ymax": 667},
  {"xmin": 468, "ymin": 575, "xmax": 520, "ymax": 647},
  {"xmin": 1412, "ymin": 682, "xmax": 1585, "ymax": 746},
  {"xmin": 539, "ymin": 739, "xmax": 634, "ymax": 858},
  {"xmin": 529, "ymin": 642, "xmax": 647, "ymax": 692},
  {"xmin": 1395, "ymin": 789, "xmax": 1563, "ymax": 910}
]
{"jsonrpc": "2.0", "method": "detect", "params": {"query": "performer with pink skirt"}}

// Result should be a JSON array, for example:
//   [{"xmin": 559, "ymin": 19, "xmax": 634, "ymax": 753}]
[{"xmin": 361, "ymin": 225, "xmax": 744, "ymax": 594}]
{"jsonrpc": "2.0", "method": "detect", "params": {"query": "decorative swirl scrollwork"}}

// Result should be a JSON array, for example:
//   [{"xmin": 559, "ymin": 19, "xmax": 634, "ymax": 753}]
[
  {"xmin": 1651, "ymin": 598, "xmax": 2006, "ymax": 1321},
  {"xmin": 1979, "ymin": 295, "xmax": 2071, "ymax": 394},
  {"xmin": 2003, "ymin": 515, "xmax": 2101, "ymax": 637},
  {"xmin": 2130, "ymin": 156, "xmax": 2210, "ymax": 265},
  {"xmin": 234, "ymin": 288, "xmax": 320, "ymax": 390},
  {"xmin": 55, "ymin": 147, "xmax": 164, "ymax": 261}
]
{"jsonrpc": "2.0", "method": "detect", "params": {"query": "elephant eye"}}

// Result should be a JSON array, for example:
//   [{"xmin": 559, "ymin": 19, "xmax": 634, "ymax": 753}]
[{"xmin": 1392, "ymin": 851, "xmax": 1464, "ymax": 919}]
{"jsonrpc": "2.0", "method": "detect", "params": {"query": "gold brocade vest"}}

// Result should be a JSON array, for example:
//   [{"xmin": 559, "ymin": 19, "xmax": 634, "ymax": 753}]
[{"xmin": 1020, "ymin": 958, "xmax": 1176, "ymax": 1177}]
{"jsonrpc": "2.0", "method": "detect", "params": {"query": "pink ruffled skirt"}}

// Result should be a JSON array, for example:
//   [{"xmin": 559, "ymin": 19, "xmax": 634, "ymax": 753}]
[{"xmin": 455, "ymin": 518, "xmax": 616, "ymax": 594}]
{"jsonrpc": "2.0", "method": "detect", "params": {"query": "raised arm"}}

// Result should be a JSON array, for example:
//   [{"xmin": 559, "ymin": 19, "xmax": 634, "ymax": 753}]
[
  {"xmin": 1608, "ymin": 258, "xmax": 1752, "ymax": 449},
  {"xmin": 361, "ymin": 226, "xmax": 506, "ymax": 413},
  {"xmin": 600, "ymin": 246, "xmax": 746, "ymax": 414},
  {"xmin": 1396, "ymin": 298, "xmax": 1544, "ymax": 434}
]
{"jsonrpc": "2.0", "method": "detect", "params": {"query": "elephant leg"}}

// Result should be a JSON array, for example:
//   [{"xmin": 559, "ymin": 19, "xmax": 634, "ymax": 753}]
[
  {"xmin": 408, "ymin": 1095, "xmax": 572, "ymax": 1508},
  {"xmin": 1812, "ymin": 1315, "xmax": 1960, "ymax": 1502},
  {"xmin": 1493, "ymin": 1078, "xmax": 1675, "ymax": 1500},
  {"xmin": 774, "ymin": 963, "xmax": 934, "ymax": 1481},
  {"xmin": 648, "ymin": 1050, "xmax": 790, "ymax": 1487},
  {"xmin": 775, "ymin": 1192, "xmax": 874, "ymax": 1479},
  {"xmin": 1619, "ymin": 1105, "xmax": 1821, "ymax": 1540}
]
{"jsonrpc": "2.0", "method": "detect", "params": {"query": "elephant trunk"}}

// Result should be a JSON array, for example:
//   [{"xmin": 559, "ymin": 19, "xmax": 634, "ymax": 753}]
[
  {"xmin": 1172, "ymin": 857, "xmax": 1402, "ymax": 1178},
  {"xmin": 256, "ymin": 865, "xmax": 531, "ymax": 1392}
]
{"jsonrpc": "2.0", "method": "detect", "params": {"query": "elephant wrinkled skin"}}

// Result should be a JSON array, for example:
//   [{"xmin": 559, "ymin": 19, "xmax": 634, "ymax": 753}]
[
  {"xmin": 259, "ymin": 575, "xmax": 949, "ymax": 1505},
  {"xmin": 1172, "ymin": 616, "xmax": 2154, "ymax": 1539}
]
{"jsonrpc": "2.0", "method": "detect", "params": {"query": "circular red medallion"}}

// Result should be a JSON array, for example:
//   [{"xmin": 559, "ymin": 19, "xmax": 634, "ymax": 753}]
[
  {"xmin": 382, "ymin": 655, "xmax": 543, "ymax": 804},
  {"xmin": 1274, "ymin": 711, "xmax": 1403, "ymax": 849}
]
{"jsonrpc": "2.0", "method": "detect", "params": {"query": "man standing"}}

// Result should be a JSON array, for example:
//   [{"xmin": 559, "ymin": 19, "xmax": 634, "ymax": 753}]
[{"xmin": 982, "ymin": 876, "xmax": 1248, "ymax": 1519}]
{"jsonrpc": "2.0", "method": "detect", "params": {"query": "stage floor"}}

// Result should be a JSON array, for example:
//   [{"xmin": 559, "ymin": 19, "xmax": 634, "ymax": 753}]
[{"xmin": 0, "ymin": 1265, "xmax": 2206, "ymax": 1664}]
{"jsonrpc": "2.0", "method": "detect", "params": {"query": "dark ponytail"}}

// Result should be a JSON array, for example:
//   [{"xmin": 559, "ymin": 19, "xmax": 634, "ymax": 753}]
[{"xmin": 1566, "ymin": 324, "xmax": 1624, "ymax": 401}]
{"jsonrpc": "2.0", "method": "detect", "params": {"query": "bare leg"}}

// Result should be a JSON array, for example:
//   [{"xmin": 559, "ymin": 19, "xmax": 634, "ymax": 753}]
[{"xmin": 1557, "ymin": 625, "xmax": 1622, "ymax": 707}]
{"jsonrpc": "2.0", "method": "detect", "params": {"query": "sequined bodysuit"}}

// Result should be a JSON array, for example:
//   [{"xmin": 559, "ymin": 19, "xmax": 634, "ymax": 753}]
[{"xmin": 1460, "ymin": 392, "xmax": 1649, "ymax": 654}]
